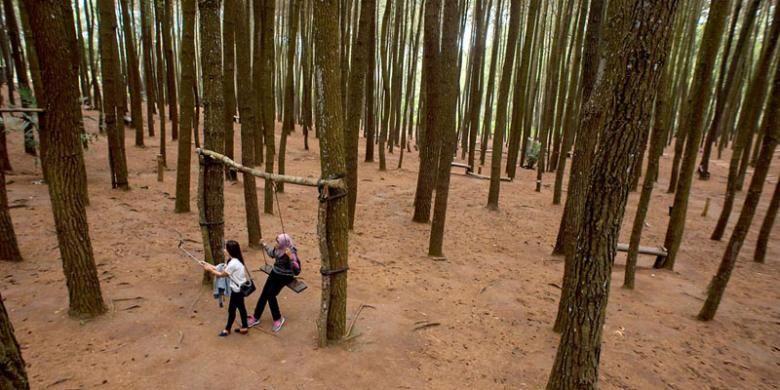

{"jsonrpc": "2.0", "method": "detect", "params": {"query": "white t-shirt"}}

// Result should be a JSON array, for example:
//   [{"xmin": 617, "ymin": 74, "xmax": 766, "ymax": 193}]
[{"xmin": 224, "ymin": 258, "xmax": 248, "ymax": 293}]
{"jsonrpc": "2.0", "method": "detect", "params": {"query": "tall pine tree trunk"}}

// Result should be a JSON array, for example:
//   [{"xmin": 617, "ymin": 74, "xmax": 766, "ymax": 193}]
[
  {"xmin": 278, "ymin": 0, "xmax": 299, "ymax": 194},
  {"xmin": 235, "ymin": 0, "xmax": 261, "ymax": 247},
  {"xmin": 163, "ymin": 0, "xmax": 178, "ymax": 140},
  {"xmin": 547, "ymin": 1, "xmax": 678, "ymax": 387},
  {"xmin": 223, "ymin": 0, "xmax": 237, "ymax": 182},
  {"xmin": 754, "ymin": 174, "xmax": 779, "ymax": 263},
  {"xmin": 140, "ymin": 0, "xmax": 156, "ymax": 137},
  {"xmin": 27, "ymin": 0, "xmax": 107, "ymax": 317},
  {"xmin": 259, "ymin": 0, "xmax": 276, "ymax": 215},
  {"xmin": 174, "ymin": 0, "xmax": 195, "ymax": 214},
  {"xmin": 0, "ymin": 292, "xmax": 28, "ymax": 389},
  {"xmin": 312, "ymin": 0, "xmax": 349, "ymax": 342},
  {"xmin": 120, "ymin": 0, "xmax": 144, "ymax": 146}
]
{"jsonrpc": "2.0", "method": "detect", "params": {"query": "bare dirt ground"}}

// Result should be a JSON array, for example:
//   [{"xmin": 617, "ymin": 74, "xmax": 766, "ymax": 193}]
[{"xmin": 1, "ymin": 105, "xmax": 778, "ymax": 389}]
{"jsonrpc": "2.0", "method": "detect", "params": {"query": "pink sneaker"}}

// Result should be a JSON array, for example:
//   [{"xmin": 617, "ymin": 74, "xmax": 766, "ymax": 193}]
[
  {"xmin": 272, "ymin": 317, "xmax": 285, "ymax": 332},
  {"xmin": 247, "ymin": 316, "xmax": 260, "ymax": 328}
]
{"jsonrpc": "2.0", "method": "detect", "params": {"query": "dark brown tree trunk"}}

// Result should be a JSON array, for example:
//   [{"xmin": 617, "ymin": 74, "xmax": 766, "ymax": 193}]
[
  {"xmin": 259, "ymin": 0, "xmax": 275, "ymax": 215},
  {"xmin": 17, "ymin": 2, "xmax": 41, "ymax": 102},
  {"xmin": 174, "ymin": 0, "xmax": 195, "ymax": 214},
  {"xmin": 312, "ymin": 0, "xmax": 349, "ymax": 342},
  {"xmin": 140, "ymin": 0, "xmax": 155, "ymax": 137},
  {"xmin": 754, "ymin": 173, "xmax": 779, "ymax": 264},
  {"xmin": 698, "ymin": 59, "xmax": 780, "ymax": 321},
  {"xmin": 711, "ymin": 4, "xmax": 780, "ymax": 242},
  {"xmin": 0, "ymin": 146, "xmax": 22, "ymax": 261},
  {"xmin": 120, "ymin": 0, "xmax": 144, "ymax": 146},
  {"xmin": 656, "ymin": 0, "xmax": 731, "ymax": 270},
  {"xmin": 478, "ymin": 0, "xmax": 504, "ymax": 167},
  {"xmin": 154, "ymin": 0, "xmax": 167, "ymax": 165},
  {"xmin": 278, "ymin": 0, "xmax": 299, "ymax": 194},
  {"xmin": 505, "ymin": 0, "xmax": 541, "ymax": 179},
  {"xmin": 235, "ymin": 0, "xmax": 261, "ymax": 247},
  {"xmin": 698, "ymin": 0, "xmax": 752, "ymax": 180},
  {"xmin": 411, "ymin": 0, "xmax": 442, "ymax": 224},
  {"xmin": 345, "ymin": 0, "xmax": 372, "ymax": 229},
  {"xmin": 198, "ymin": 0, "xmax": 225, "ymax": 270},
  {"xmin": 363, "ymin": 0, "xmax": 376, "ymax": 163},
  {"xmin": 301, "ymin": 0, "xmax": 313, "ymax": 152},
  {"xmin": 163, "ymin": 0, "xmax": 178, "ymax": 140},
  {"xmin": 547, "ymin": 1, "xmax": 678, "ymax": 387},
  {"xmin": 429, "ymin": 0, "xmax": 459, "ymax": 257},
  {"xmin": 0, "ymin": 292, "xmax": 29, "ymax": 389},
  {"xmin": 486, "ymin": 0, "xmax": 521, "ymax": 210},
  {"xmin": 466, "ymin": 0, "xmax": 486, "ymax": 170},
  {"xmin": 0, "ymin": 13, "xmax": 16, "ymax": 106},
  {"xmin": 27, "ymin": 0, "xmax": 107, "ymax": 317},
  {"xmin": 3, "ymin": 0, "xmax": 33, "ymax": 155},
  {"xmin": 99, "ymin": 0, "xmax": 130, "ymax": 190},
  {"xmin": 223, "ymin": 0, "xmax": 237, "ymax": 182}
]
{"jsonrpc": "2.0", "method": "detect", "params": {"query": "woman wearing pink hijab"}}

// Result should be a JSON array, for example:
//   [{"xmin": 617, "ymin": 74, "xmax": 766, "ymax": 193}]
[{"xmin": 248, "ymin": 233, "xmax": 301, "ymax": 332}]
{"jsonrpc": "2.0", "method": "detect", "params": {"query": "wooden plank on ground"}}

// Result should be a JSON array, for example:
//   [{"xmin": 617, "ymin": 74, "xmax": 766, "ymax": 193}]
[{"xmin": 616, "ymin": 243, "xmax": 667, "ymax": 257}]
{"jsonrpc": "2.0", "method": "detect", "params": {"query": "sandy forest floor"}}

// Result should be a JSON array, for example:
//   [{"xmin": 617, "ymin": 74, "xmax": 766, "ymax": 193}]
[{"xmin": 1, "ymin": 106, "xmax": 779, "ymax": 390}]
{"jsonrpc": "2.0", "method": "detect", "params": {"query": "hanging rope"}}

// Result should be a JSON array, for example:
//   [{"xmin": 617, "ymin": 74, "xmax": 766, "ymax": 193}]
[{"xmin": 271, "ymin": 180, "xmax": 286, "ymax": 234}]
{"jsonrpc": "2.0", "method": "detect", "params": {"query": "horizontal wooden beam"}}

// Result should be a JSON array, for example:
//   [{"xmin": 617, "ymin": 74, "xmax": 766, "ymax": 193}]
[
  {"xmin": 0, "ymin": 107, "xmax": 45, "ymax": 113},
  {"xmin": 196, "ymin": 148, "xmax": 345, "ymax": 189}
]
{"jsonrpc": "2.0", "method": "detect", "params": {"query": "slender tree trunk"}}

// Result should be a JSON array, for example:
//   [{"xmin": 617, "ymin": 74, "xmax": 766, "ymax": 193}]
[
  {"xmin": 0, "ymin": 143, "xmax": 21, "ymax": 261},
  {"xmin": 235, "ymin": 0, "xmax": 261, "ymax": 247},
  {"xmin": 466, "ymin": 0, "xmax": 486, "ymax": 170},
  {"xmin": 364, "ymin": 0, "xmax": 376, "ymax": 162},
  {"xmin": 345, "ymin": 0, "xmax": 372, "ymax": 229},
  {"xmin": 698, "ymin": 60, "xmax": 780, "ymax": 320},
  {"xmin": 223, "ymin": 0, "xmax": 237, "ymax": 182},
  {"xmin": 27, "ymin": 0, "xmax": 107, "ymax": 317},
  {"xmin": 411, "ymin": 0, "xmax": 442, "ymax": 223},
  {"xmin": 3, "ymin": 0, "xmax": 33, "ymax": 155},
  {"xmin": 120, "ymin": 0, "xmax": 144, "ymax": 146},
  {"xmin": 155, "ymin": 0, "xmax": 167, "ymax": 165},
  {"xmin": 547, "ymin": 1, "xmax": 678, "ymax": 386},
  {"xmin": 198, "ymin": 0, "xmax": 225, "ymax": 270},
  {"xmin": 73, "ymin": 0, "xmax": 91, "ymax": 105},
  {"xmin": 429, "ymin": 0, "xmax": 459, "ymax": 257},
  {"xmin": 278, "ymin": 0, "xmax": 300, "ymax": 194},
  {"xmin": 710, "ymin": 5, "xmax": 780, "ymax": 242},
  {"xmin": 312, "ymin": 0, "xmax": 349, "ymax": 342},
  {"xmin": 174, "ymin": 0, "xmax": 196, "ymax": 213},
  {"xmin": 141, "ymin": 0, "xmax": 156, "ymax": 137},
  {"xmin": 99, "ymin": 0, "xmax": 130, "ymax": 190},
  {"xmin": 486, "ymin": 0, "xmax": 520, "ymax": 209},
  {"xmin": 163, "ymin": 0, "xmax": 178, "ymax": 140},
  {"xmin": 259, "ymin": 0, "xmax": 276, "ymax": 215},
  {"xmin": 0, "ymin": 292, "xmax": 29, "ymax": 389},
  {"xmin": 0, "ymin": 13, "xmax": 16, "ymax": 106},
  {"xmin": 754, "ymin": 173, "xmax": 779, "ymax": 263},
  {"xmin": 656, "ymin": 0, "xmax": 731, "ymax": 270}
]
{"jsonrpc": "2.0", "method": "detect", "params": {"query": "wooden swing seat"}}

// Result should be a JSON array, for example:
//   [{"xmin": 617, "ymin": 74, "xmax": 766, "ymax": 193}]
[
  {"xmin": 616, "ymin": 243, "xmax": 668, "ymax": 259},
  {"xmin": 259, "ymin": 264, "xmax": 308, "ymax": 293}
]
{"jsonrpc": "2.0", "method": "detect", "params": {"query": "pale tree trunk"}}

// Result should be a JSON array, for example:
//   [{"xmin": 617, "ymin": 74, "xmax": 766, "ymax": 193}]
[{"xmin": 547, "ymin": 1, "xmax": 678, "ymax": 387}]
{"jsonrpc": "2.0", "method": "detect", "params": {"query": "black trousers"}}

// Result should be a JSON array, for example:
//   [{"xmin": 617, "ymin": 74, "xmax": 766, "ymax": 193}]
[
  {"xmin": 253, "ymin": 271, "xmax": 293, "ymax": 321},
  {"xmin": 225, "ymin": 291, "xmax": 248, "ymax": 330}
]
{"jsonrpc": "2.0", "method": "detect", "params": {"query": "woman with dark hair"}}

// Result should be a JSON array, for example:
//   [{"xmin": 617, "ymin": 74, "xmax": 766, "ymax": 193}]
[
  {"xmin": 248, "ymin": 233, "xmax": 301, "ymax": 332},
  {"xmin": 203, "ymin": 240, "xmax": 250, "ymax": 336}
]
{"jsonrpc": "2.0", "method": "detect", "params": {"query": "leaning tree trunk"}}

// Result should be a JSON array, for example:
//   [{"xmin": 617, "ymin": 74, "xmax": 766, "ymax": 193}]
[
  {"xmin": 547, "ymin": 1, "xmax": 678, "ymax": 387},
  {"xmin": 312, "ymin": 0, "xmax": 349, "ymax": 342},
  {"xmin": 235, "ymin": 0, "xmax": 261, "ymax": 247},
  {"xmin": 698, "ymin": 59, "xmax": 780, "ymax": 321},
  {"xmin": 486, "ymin": 0, "xmax": 521, "ymax": 210},
  {"xmin": 119, "ymin": 0, "xmax": 144, "ymax": 146},
  {"xmin": 26, "ymin": 0, "xmax": 107, "ymax": 317},
  {"xmin": 657, "ymin": 0, "xmax": 730, "ymax": 270},
  {"xmin": 0, "ymin": 292, "xmax": 29, "ymax": 390},
  {"xmin": 198, "ymin": 0, "xmax": 225, "ymax": 272},
  {"xmin": 710, "ymin": 6, "xmax": 780, "ymax": 242},
  {"xmin": 174, "ymin": 0, "xmax": 196, "ymax": 214},
  {"xmin": 99, "ymin": 0, "xmax": 130, "ymax": 190},
  {"xmin": 754, "ymin": 174, "xmax": 780, "ymax": 263},
  {"xmin": 428, "ymin": 0, "xmax": 460, "ymax": 257}
]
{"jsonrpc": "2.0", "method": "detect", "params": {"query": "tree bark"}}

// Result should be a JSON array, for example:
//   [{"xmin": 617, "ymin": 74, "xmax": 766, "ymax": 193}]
[
  {"xmin": 547, "ymin": 1, "xmax": 678, "ymax": 387},
  {"xmin": 235, "ymin": 0, "xmax": 261, "ymax": 247},
  {"xmin": 0, "ymin": 292, "xmax": 28, "ymax": 389},
  {"xmin": 163, "ymin": 0, "xmax": 178, "ymax": 140},
  {"xmin": 363, "ymin": 0, "xmax": 376, "ymax": 162},
  {"xmin": 278, "ymin": 0, "xmax": 300, "ymax": 194},
  {"xmin": 0, "ymin": 148, "xmax": 21, "ymax": 261},
  {"xmin": 223, "ymin": 0, "xmax": 237, "ymax": 182},
  {"xmin": 486, "ymin": 0, "xmax": 521, "ymax": 210},
  {"xmin": 259, "ymin": 0, "xmax": 276, "ymax": 215},
  {"xmin": 711, "ymin": 4, "xmax": 780, "ymax": 242},
  {"xmin": 312, "ymin": 0, "xmax": 349, "ymax": 342},
  {"xmin": 198, "ymin": 0, "xmax": 225, "ymax": 272},
  {"xmin": 754, "ymin": 173, "xmax": 779, "ymax": 263},
  {"xmin": 656, "ymin": 0, "xmax": 731, "ymax": 270},
  {"xmin": 99, "ymin": 0, "xmax": 130, "ymax": 190},
  {"xmin": 698, "ymin": 58, "xmax": 780, "ymax": 321},
  {"xmin": 174, "ymin": 0, "xmax": 196, "ymax": 214},
  {"xmin": 140, "ymin": 0, "xmax": 155, "ymax": 137},
  {"xmin": 27, "ymin": 0, "xmax": 107, "ymax": 317},
  {"xmin": 119, "ymin": 0, "xmax": 144, "ymax": 146}
]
